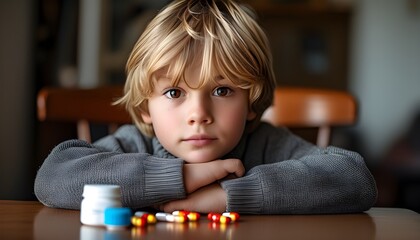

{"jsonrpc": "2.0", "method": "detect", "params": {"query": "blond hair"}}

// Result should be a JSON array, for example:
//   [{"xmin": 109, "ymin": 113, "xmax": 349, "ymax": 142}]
[{"xmin": 117, "ymin": 0, "xmax": 276, "ymax": 136}]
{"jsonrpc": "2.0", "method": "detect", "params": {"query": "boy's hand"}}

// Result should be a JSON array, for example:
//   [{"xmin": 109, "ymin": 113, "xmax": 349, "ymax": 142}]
[
  {"xmin": 183, "ymin": 158, "xmax": 245, "ymax": 194},
  {"xmin": 160, "ymin": 183, "xmax": 226, "ymax": 213}
]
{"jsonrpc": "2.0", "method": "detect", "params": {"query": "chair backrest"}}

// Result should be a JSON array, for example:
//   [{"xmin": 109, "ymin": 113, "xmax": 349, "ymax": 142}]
[
  {"xmin": 37, "ymin": 86, "xmax": 357, "ymax": 146},
  {"xmin": 37, "ymin": 86, "xmax": 131, "ymax": 142},
  {"xmin": 261, "ymin": 87, "xmax": 357, "ymax": 147}
]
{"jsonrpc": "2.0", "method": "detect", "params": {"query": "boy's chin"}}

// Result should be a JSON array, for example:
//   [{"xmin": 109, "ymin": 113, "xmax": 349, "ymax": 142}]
[
  {"xmin": 183, "ymin": 158, "xmax": 216, "ymax": 164},
  {"xmin": 181, "ymin": 153, "xmax": 222, "ymax": 164}
]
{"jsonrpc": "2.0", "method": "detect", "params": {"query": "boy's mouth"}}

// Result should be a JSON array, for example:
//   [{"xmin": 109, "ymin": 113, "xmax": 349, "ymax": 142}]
[{"xmin": 182, "ymin": 135, "xmax": 217, "ymax": 147}]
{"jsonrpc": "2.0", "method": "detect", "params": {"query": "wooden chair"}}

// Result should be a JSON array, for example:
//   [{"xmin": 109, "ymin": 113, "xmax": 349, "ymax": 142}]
[
  {"xmin": 261, "ymin": 87, "xmax": 357, "ymax": 147},
  {"xmin": 37, "ymin": 86, "xmax": 131, "ymax": 143},
  {"xmin": 37, "ymin": 86, "xmax": 357, "ymax": 146}
]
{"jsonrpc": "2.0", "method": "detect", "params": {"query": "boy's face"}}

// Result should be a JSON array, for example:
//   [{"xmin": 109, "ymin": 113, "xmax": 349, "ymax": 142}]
[{"xmin": 141, "ymin": 62, "xmax": 256, "ymax": 163}]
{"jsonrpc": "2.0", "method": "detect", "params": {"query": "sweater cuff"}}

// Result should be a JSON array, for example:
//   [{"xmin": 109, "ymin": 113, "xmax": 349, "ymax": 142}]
[
  {"xmin": 220, "ymin": 174, "xmax": 263, "ymax": 214},
  {"xmin": 143, "ymin": 157, "xmax": 186, "ymax": 203}
]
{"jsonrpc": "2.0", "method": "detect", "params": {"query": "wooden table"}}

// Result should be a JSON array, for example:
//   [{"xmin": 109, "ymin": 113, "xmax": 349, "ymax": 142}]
[{"xmin": 1, "ymin": 200, "xmax": 419, "ymax": 240}]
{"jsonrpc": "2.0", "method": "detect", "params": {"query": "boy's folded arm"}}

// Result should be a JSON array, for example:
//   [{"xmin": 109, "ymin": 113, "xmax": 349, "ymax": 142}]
[
  {"xmin": 221, "ymin": 146, "xmax": 377, "ymax": 215},
  {"xmin": 34, "ymin": 126, "xmax": 186, "ymax": 210}
]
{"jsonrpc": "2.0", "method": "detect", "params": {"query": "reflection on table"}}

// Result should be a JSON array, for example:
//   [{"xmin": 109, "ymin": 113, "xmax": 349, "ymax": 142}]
[{"xmin": 1, "ymin": 201, "xmax": 420, "ymax": 240}]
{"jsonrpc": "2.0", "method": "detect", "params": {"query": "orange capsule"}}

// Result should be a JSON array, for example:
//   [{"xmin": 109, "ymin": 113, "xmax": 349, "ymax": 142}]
[
  {"xmin": 173, "ymin": 210, "xmax": 200, "ymax": 221},
  {"xmin": 218, "ymin": 215, "xmax": 231, "ymax": 224},
  {"xmin": 187, "ymin": 212, "xmax": 200, "ymax": 221},
  {"xmin": 222, "ymin": 212, "xmax": 240, "ymax": 222},
  {"xmin": 134, "ymin": 211, "xmax": 157, "ymax": 224},
  {"xmin": 131, "ymin": 216, "xmax": 147, "ymax": 227}
]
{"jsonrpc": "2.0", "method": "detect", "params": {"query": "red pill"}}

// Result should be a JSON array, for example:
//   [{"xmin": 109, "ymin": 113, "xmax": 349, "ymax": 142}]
[{"xmin": 207, "ymin": 213, "xmax": 221, "ymax": 222}]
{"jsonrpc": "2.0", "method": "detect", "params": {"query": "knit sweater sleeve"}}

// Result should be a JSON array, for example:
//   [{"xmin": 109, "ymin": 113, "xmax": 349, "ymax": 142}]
[
  {"xmin": 34, "ymin": 125, "xmax": 185, "ymax": 210},
  {"xmin": 220, "ymin": 123, "xmax": 377, "ymax": 214}
]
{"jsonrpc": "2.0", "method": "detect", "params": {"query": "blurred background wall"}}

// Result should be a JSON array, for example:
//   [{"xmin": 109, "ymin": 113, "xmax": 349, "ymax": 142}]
[
  {"xmin": 350, "ymin": 0, "xmax": 420, "ymax": 162},
  {"xmin": 0, "ymin": 0, "xmax": 419, "ymax": 211},
  {"xmin": 0, "ymin": 0, "xmax": 35, "ymax": 200}
]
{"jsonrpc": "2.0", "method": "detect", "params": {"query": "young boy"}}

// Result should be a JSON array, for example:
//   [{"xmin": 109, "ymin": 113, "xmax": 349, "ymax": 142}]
[{"xmin": 34, "ymin": 0, "xmax": 377, "ymax": 214}]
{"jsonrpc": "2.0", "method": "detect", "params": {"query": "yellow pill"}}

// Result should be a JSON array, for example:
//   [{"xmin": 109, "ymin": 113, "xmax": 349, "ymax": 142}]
[{"xmin": 145, "ymin": 214, "xmax": 157, "ymax": 224}]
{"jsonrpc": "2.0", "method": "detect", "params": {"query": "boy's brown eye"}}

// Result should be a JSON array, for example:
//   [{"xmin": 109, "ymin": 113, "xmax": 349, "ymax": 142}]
[
  {"xmin": 214, "ymin": 87, "xmax": 232, "ymax": 97},
  {"xmin": 164, "ymin": 89, "xmax": 182, "ymax": 99}
]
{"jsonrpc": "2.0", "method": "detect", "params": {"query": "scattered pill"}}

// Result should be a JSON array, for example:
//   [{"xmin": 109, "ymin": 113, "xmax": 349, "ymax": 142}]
[
  {"xmin": 145, "ymin": 214, "xmax": 157, "ymax": 224},
  {"xmin": 222, "ymin": 212, "xmax": 240, "ymax": 222},
  {"xmin": 186, "ymin": 212, "xmax": 200, "ymax": 221},
  {"xmin": 207, "ymin": 212, "xmax": 221, "ymax": 222},
  {"xmin": 134, "ymin": 211, "xmax": 157, "ymax": 224},
  {"xmin": 131, "ymin": 216, "xmax": 147, "ymax": 227},
  {"xmin": 132, "ymin": 210, "xmax": 238, "ymax": 228},
  {"xmin": 134, "ymin": 211, "xmax": 148, "ymax": 217},
  {"xmin": 172, "ymin": 210, "xmax": 189, "ymax": 216},
  {"xmin": 172, "ymin": 210, "xmax": 201, "ymax": 221},
  {"xmin": 218, "ymin": 215, "xmax": 231, "ymax": 224},
  {"xmin": 156, "ymin": 212, "xmax": 187, "ymax": 223},
  {"xmin": 208, "ymin": 212, "xmax": 234, "ymax": 224}
]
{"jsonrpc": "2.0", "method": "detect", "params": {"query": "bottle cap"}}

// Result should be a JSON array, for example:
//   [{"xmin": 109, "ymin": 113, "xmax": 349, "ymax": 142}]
[
  {"xmin": 104, "ymin": 208, "xmax": 132, "ymax": 229},
  {"xmin": 82, "ymin": 184, "xmax": 121, "ymax": 198}
]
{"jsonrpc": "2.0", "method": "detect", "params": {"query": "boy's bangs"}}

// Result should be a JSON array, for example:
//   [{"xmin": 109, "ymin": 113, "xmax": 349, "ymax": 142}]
[
  {"xmin": 157, "ymin": 39, "xmax": 218, "ymax": 89},
  {"xmin": 211, "ymin": 37, "xmax": 258, "ymax": 90},
  {"xmin": 164, "ymin": 47, "xmax": 255, "ymax": 90}
]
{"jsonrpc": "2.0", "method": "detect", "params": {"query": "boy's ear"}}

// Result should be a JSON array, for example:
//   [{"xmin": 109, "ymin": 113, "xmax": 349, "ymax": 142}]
[
  {"xmin": 247, "ymin": 111, "xmax": 257, "ymax": 121},
  {"xmin": 141, "ymin": 112, "xmax": 152, "ymax": 124}
]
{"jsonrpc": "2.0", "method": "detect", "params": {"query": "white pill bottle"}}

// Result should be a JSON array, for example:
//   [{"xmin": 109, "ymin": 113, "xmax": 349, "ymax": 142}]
[{"xmin": 80, "ymin": 184, "xmax": 122, "ymax": 226}]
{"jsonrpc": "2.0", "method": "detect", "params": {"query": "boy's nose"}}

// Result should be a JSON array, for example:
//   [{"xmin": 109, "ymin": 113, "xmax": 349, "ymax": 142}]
[{"xmin": 187, "ymin": 97, "xmax": 213, "ymax": 125}]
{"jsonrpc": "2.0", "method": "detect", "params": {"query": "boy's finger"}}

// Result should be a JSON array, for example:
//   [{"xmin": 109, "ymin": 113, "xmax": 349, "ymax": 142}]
[{"xmin": 223, "ymin": 159, "xmax": 245, "ymax": 177}]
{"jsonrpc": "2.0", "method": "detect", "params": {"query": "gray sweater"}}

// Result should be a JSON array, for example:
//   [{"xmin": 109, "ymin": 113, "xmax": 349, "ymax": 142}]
[{"xmin": 34, "ymin": 122, "xmax": 377, "ymax": 214}]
